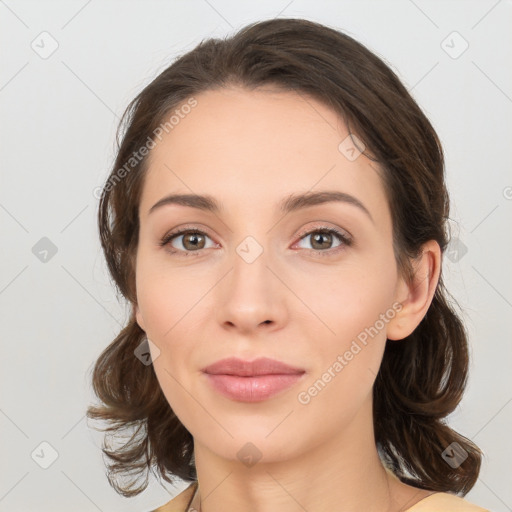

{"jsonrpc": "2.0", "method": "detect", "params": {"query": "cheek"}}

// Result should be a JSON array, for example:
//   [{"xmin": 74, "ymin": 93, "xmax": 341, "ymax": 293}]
[
  {"xmin": 295, "ymin": 273, "xmax": 396, "ymax": 425},
  {"xmin": 301, "ymin": 261, "xmax": 397, "ymax": 341},
  {"xmin": 298, "ymin": 257, "xmax": 398, "ymax": 395},
  {"xmin": 135, "ymin": 251, "xmax": 203, "ymax": 338},
  {"xmin": 135, "ymin": 262, "xmax": 199, "ymax": 418},
  {"xmin": 134, "ymin": 254, "xmax": 212, "ymax": 401}
]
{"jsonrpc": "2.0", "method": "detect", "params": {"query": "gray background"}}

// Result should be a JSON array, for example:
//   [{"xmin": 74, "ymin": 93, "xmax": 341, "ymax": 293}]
[{"xmin": 1, "ymin": 0, "xmax": 511, "ymax": 511}]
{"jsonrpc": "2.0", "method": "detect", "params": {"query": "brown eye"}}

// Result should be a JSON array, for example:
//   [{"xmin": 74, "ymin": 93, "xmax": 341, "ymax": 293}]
[
  {"xmin": 180, "ymin": 232, "xmax": 207, "ymax": 251},
  {"xmin": 309, "ymin": 231, "xmax": 335, "ymax": 250},
  {"xmin": 160, "ymin": 229, "xmax": 214, "ymax": 256},
  {"xmin": 296, "ymin": 227, "xmax": 351, "ymax": 253}
]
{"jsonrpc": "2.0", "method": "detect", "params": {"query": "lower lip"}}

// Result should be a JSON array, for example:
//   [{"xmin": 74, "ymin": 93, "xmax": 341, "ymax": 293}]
[{"xmin": 204, "ymin": 373, "xmax": 305, "ymax": 402}]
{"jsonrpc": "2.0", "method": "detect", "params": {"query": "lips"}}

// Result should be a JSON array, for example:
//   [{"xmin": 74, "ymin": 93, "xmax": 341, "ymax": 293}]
[
  {"xmin": 202, "ymin": 357, "xmax": 305, "ymax": 377},
  {"xmin": 202, "ymin": 357, "xmax": 306, "ymax": 402}
]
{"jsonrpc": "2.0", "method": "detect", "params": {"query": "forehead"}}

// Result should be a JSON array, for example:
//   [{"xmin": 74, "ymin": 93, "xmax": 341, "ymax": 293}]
[{"xmin": 139, "ymin": 86, "xmax": 389, "ymax": 226}]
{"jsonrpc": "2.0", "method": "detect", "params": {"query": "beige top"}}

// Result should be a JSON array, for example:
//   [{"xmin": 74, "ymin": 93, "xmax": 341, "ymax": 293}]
[{"xmin": 151, "ymin": 479, "xmax": 491, "ymax": 512}]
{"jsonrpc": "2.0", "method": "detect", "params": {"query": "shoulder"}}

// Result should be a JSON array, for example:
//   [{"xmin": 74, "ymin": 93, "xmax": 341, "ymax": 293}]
[
  {"xmin": 149, "ymin": 482, "xmax": 198, "ymax": 512},
  {"xmin": 406, "ymin": 491, "xmax": 491, "ymax": 512}
]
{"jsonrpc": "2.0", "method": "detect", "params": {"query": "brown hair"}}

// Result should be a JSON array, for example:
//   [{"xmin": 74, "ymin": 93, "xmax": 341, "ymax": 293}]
[{"xmin": 87, "ymin": 17, "xmax": 482, "ymax": 497}]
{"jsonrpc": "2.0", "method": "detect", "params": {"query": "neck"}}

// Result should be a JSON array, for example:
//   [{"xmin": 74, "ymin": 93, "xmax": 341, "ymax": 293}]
[{"xmin": 191, "ymin": 397, "xmax": 402, "ymax": 512}]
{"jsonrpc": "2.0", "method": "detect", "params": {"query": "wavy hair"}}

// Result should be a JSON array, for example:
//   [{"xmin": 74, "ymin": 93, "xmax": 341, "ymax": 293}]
[{"xmin": 87, "ymin": 17, "xmax": 482, "ymax": 497}]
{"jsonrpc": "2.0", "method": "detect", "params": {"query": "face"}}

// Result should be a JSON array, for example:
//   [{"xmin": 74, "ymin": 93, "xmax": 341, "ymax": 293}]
[{"xmin": 134, "ymin": 86, "xmax": 406, "ymax": 465}]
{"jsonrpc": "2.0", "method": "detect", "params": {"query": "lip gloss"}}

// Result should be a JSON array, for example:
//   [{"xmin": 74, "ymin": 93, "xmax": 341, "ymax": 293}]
[{"xmin": 204, "ymin": 373, "xmax": 305, "ymax": 402}]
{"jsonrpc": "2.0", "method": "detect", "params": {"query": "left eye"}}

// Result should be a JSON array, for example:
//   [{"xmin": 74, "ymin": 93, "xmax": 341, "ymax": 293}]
[{"xmin": 294, "ymin": 228, "xmax": 351, "ymax": 253}]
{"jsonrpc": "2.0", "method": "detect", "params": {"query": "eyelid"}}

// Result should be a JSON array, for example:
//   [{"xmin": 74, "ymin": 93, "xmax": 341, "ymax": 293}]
[{"xmin": 294, "ymin": 223, "xmax": 352, "ymax": 244}]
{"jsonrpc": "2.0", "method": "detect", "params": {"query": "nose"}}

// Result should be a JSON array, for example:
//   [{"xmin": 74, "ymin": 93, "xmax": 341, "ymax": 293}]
[{"xmin": 215, "ymin": 240, "xmax": 288, "ymax": 334}]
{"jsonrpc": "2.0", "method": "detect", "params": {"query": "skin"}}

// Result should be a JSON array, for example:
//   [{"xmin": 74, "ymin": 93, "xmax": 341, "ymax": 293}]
[{"xmin": 134, "ymin": 86, "xmax": 441, "ymax": 512}]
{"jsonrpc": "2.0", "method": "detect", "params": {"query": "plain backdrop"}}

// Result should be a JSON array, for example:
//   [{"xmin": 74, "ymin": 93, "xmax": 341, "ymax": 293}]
[{"xmin": 1, "ymin": 1, "xmax": 511, "ymax": 511}]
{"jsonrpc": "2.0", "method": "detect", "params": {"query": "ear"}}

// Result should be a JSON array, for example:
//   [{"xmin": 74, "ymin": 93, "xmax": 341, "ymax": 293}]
[
  {"xmin": 133, "ymin": 303, "xmax": 146, "ymax": 331},
  {"xmin": 386, "ymin": 240, "xmax": 441, "ymax": 341}
]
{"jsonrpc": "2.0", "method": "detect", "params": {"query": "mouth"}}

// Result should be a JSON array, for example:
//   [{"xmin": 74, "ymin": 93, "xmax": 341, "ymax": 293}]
[{"xmin": 202, "ymin": 357, "xmax": 306, "ymax": 402}]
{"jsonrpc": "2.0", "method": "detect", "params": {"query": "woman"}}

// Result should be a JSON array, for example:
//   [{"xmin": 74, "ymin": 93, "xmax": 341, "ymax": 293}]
[{"xmin": 87, "ymin": 18, "xmax": 490, "ymax": 512}]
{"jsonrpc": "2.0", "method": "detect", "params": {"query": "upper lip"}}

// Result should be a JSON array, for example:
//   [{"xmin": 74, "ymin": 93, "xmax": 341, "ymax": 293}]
[{"xmin": 202, "ymin": 357, "xmax": 305, "ymax": 377}]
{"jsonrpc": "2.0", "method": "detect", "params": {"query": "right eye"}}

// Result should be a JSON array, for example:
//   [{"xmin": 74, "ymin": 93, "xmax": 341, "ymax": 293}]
[{"xmin": 160, "ymin": 228, "xmax": 217, "ymax": 256}]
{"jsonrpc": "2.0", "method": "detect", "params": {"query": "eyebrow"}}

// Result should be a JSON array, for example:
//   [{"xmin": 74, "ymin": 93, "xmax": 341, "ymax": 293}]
[{"xmin": 148, "ymin": 190, "xmax": 374, "ymax": 223}]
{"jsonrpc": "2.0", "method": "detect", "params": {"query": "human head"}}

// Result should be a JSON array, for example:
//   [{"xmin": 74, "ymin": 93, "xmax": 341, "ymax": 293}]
[{"xmin": 88, "ymin": 17, "xmax": 481, "ymax": 497}]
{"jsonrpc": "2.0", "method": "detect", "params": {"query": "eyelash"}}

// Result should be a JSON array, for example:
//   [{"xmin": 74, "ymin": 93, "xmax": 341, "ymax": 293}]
[{"xmin": 159, "ymin": 225, "xmax": 352, "ymax": 258}]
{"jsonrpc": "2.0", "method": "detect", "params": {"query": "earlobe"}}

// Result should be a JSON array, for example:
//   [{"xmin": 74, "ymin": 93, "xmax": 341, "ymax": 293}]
[
  {"xmin": 133, "ymin": 303, "xmax": 146, "ymax": 331},
  {"xmin": 386, "ymin": 240, "xmax": 441, "ymax": 341}
]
